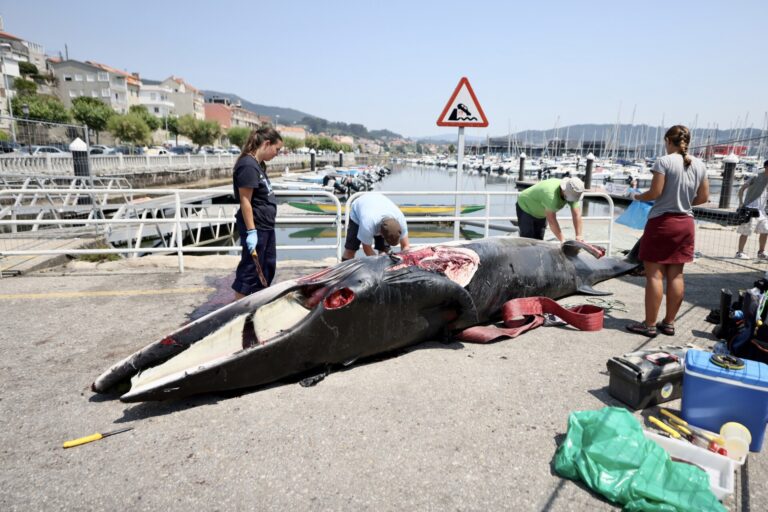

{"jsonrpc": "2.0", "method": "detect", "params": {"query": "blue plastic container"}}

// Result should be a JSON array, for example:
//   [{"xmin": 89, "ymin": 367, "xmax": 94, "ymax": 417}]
[{"xmin": 682, "ymin": 349, "xmax": 768, "ymax": 452}]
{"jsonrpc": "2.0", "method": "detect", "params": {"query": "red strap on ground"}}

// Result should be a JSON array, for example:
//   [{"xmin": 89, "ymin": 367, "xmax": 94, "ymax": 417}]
[{"xmin": 456, "ymin": 297, "xmax": 604, "ymax": 343}]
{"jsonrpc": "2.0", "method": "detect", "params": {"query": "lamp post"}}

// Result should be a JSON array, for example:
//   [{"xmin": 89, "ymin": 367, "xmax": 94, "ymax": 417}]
[
  {"xmin": 0, "ymin": 43, "xmax": 17, "ymax": 143},
  {"xmin": 275, "ymin": 114, "xmax": 280, "ymax": 130},
  {"xmin": 21, "ymin": 103, "xmax": 30, "ymax": 153}
]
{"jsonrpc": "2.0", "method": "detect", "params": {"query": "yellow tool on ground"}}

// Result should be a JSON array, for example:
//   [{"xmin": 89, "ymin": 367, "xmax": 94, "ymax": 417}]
[
  {"xmin": 648, "ymin": 416, "xmax": 682, "ymax": 439},
  {"xmin": 63, "ymin": 427, "xmax": 133, "ymax": 449},
  {"xmin": 660, "ymin": 408, "xmax": 688, "ymax": 426},
  {"xmin": 660, "ymin": 409, "xmax": 721, "ymax": 444}
]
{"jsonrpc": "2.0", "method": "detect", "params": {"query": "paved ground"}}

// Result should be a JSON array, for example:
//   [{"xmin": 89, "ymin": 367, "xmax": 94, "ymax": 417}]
[{"xmin": 0, "ymin": 248, "xmax": 766, "ymax": 511}]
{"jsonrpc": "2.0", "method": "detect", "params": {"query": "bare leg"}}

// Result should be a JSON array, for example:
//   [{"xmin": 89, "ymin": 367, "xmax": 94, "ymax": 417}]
[
  {"xmin": 234, "ymin": 292, "xmax": 246, "ymax": 301},
  {"xmin": 738, "ymin": 234, "xmax": 748, "ymax": 253},
  {"xmin": 644, "ymin": 261, "xmax": 665, "ymax": 326},
  {"xmin": 759, "ymin": 234, "xmax": 767, "ymax": 253},
  {"xmin": 662, "ymin": 264, "xmax": 685, "ymax": 325}
]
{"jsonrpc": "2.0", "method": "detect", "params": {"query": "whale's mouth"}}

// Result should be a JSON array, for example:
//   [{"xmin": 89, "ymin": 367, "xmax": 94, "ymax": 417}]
[{"xmin": 388, "ymin": 246, "xmax": 479, "ymax": 287}]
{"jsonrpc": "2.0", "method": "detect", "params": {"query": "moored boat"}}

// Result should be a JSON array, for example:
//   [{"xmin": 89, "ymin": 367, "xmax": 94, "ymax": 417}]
[{"xmin": 288, "ymin": 201, "xmax": 486, "ymax": 216}]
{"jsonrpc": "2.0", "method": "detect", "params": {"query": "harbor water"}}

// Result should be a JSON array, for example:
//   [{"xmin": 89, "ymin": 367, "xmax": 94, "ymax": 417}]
[{"xmin": 234, "ymin": 164, "xmax": 743, "ymax": 260}]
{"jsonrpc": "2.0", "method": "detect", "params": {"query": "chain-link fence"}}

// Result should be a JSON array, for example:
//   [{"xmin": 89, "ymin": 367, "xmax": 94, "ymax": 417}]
[{"xmin": 0, "ymin": 115, "xmax": 88, "ymax": 154}]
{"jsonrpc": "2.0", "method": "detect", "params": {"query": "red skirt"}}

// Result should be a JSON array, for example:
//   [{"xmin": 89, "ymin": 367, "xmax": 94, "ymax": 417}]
[{"xmin": 639, "ymin": 213, "xmax": 695, "ymax": 264}]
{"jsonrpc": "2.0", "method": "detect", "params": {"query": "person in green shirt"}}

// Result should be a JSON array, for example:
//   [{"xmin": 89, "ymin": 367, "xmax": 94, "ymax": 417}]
[{"xmin": 516, "ymin": 177, "xmax": 585, "ymax": 241}]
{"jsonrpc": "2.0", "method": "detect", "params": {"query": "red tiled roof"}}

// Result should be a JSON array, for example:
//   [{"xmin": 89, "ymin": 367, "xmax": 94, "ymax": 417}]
[
  {"xmin": 86, "ymin": 60, "xmax": 141, "ymax": 87},
  {"xmin": 0, "ymin": 31, "xmax": 22, "ymax": 41},
  {"xmin": 167, "ymin": 76, "xmax": 200, "ymax": 94}
]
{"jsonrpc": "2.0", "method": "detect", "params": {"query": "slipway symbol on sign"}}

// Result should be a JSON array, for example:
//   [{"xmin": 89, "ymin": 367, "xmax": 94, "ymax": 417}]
[{"xmin": 436, "ymin": 77, "xmax": 488, "ymax": 127}]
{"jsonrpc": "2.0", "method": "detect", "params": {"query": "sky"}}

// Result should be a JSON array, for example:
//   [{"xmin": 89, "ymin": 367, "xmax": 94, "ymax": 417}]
[{"xmin": 2, "ymin": 0, "xmax": 766, "ymax": 139}]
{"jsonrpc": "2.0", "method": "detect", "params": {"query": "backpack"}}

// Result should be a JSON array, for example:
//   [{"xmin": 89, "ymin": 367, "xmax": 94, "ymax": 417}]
[{"xmin": 728, "ymin": 287, "xmax": 768, "ymax": 364}]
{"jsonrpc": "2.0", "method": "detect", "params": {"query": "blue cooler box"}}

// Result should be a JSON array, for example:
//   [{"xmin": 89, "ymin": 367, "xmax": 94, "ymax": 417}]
[{"xmin": 682, "ymin": 349, "xmax": 768, "ymax": 452}]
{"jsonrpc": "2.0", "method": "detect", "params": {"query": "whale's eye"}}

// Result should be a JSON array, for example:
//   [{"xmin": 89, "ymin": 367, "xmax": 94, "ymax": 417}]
[{"xmin": 323, "ymin": 288, "xmax": 355, "ymax": 310}]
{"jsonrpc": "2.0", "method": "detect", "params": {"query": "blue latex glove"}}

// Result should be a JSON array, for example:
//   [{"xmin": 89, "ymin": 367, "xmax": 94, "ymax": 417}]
[{"xmin": 245, "ymin": 229, "xmax": 258, "ymax": 253}]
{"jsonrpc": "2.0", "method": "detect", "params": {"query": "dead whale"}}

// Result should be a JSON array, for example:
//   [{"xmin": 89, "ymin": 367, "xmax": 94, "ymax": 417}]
[{"xmin": 92, "ymin": 236, "xmax": 639, "ymax": 402}]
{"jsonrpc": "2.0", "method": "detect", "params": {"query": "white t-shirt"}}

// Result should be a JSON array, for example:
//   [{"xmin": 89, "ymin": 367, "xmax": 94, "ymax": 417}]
[
  {"xmin": 350, "ymin": 193, "xmax": 408, "ymax": 246},
  {"xmin": 743, "ymin": 175, "xmax": 768, "ymax": 219}
]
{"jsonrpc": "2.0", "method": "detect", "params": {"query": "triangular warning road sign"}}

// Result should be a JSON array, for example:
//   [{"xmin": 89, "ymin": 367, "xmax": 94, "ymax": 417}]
[{"xmin": 436, "ymin": 77, "xmax": 488, "ymax": 127}]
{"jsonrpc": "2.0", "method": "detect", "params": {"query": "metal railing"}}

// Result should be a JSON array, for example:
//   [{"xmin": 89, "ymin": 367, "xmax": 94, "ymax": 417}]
[
  {"xmin": 345, "ymin": 190, "xmax": 615, "ymax": 255},
  {"xmin": 0, "ymin": 152, "xmax": 356, "ymax": 176},
  {"xmin": 0, "ymin": 187, "xmax": 615, "ymax": 272},
  {"xmin": 0, "ymin": 188, "xmax": 343, "ymax": 272}
]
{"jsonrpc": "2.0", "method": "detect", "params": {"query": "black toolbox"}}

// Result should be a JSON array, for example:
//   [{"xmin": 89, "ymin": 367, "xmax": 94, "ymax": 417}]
[{"xmin": 606, "ymin": 348, "xmax": 686, "ymax": 410}]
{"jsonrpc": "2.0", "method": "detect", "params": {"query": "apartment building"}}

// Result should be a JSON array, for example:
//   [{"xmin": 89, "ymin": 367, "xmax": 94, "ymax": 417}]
[
  {"xmin": 0, "ymin": 28, "xmax": 46, "ymax": 73},
  {"xmin": 161, "ymin": 76, "xmax": 204, "ymax": 120},
  {"xmin": 204, "ymin": 96, "xmax": 261, "ymax": 130},
  {"xmin": 49, "ymin": 59, "xmax": 140, "ymax": 113},
  {"xmin": 278, "ymin": 126, "xmax": 306, "ymax": 140},
  {"xmin": 139, "ymin": 78, "xmax": 175, "ymax": 118}
]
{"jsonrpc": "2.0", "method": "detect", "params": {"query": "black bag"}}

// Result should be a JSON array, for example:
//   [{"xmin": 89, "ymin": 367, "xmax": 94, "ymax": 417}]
[
  {"xmin": 728, "ymin": 288, "xmax": 768, "ymax": 364},
  {"xmin": 735, "ymin": 206, "xmax": 760, "ymax": 225}
]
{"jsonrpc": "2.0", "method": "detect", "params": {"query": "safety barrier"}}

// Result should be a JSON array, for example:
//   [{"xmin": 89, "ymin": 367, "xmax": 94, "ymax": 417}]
[
  {"xmin": 346, "ymin": 190, "xmax": 615, "ymax": 255},
  {"xmin": 0, "ymin": 187, "xmax": 616, "ymax": 273},
  {"xmin": 0, "ymin": 152, "xmax": 355, "ymax": 176},
  {"xmin": 0, "ymin": 188, "xmax": 342, "ymax": 272}
]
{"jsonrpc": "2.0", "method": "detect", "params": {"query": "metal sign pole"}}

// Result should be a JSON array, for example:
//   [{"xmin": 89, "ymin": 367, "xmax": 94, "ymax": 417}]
[{"xmin": 453, "ymin": 126, "xmax": 465, "ymax": 240}]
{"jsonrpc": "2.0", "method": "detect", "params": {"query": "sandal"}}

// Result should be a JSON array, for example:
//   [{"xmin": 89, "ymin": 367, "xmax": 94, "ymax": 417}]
[
  {"xmin": 656, "ymin": 321, "xmax": 675, "ymax": 336},
  {"xmin": 626, "ymin": 321, "xmax": 657, "ymax": 337}
]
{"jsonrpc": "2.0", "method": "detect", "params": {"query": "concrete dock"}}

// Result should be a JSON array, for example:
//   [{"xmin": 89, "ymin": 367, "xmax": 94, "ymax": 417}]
[{"xmin": 1, "ymin": 241, "xmax": 767, "ymax": 510}]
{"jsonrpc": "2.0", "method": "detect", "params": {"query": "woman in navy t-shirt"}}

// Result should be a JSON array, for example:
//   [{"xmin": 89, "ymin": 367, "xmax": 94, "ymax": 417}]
[{"xmin": 231, "ymin": 126, "xmax": 283, "ymax": 299}]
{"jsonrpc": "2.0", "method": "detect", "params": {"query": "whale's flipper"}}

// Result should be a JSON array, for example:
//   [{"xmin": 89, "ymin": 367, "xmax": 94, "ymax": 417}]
[{"xmin": 576, "ymin": 284, "xmax": 612, "ymax": 296}]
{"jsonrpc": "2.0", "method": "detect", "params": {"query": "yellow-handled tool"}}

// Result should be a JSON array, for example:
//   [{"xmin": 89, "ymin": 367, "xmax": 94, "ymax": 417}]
[
  {"xmin": 660, "ymin": 409, "xmax": 721, "ymax": 444},
  {"xmin": 63, "ymin": 427, "xmax": 133, "ymax": 449},
  {"xmin": 648, "ymin": 416, "xmax": 682, "ymax": 439},
  {"xmin": 660, "ymin": 408, "xmax": 688, "ymax": 426}
]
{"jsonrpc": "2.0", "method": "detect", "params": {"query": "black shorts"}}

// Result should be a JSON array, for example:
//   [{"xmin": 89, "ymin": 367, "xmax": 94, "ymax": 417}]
[
  {"xmin": 516, "ymin": 203, "xmax": 547, "ymax": 240},
  {"xmin": 344, "ymin": 219, "xmax": 388, "ymax": 252}
]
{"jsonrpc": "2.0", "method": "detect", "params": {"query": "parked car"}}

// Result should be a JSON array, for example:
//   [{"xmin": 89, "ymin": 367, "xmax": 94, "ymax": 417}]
[
  {"xmin": 145, "ymin": 146, "xmax": 170, "ymax": 156},
  {"xmin": 20, "ymin": 145, "xmax": 71, "ymax": 156},
  {"xmin": 113, "ymin": 145, "xmax": 144, "ymax": 155},
  {"xmin": 90, "ymin": 144, "xmax": 116, "ymax": 155},
  {"xmin": 0, "ymin": 141, "xmax": 21, "ymax": 153},
  {"xmin": 228, "ymin": 146, "xmax": 241, "ymax": 155},
  {"xmin": 170, "ymin": 145, "xmax": 193, "ymax": 155}
]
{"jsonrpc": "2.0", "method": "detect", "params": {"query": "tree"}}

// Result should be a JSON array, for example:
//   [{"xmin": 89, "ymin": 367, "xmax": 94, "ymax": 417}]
[
  {"xmin": 282, "ymin": 136, "xmax": 302, "ymax": 151},
  {"xmin": 18, "ymin": 62, "xmax": 39, "ymax": 77},
  {"xmin": 107, "ymin": 113, "xmax": 151, "ymax": 147},
  {"xmin": 227, "ymin": 126, "xmax": 250, "ymax": 149},
  {"xmin": 317, "ymin": 136, "xmax": 337, "ymax": 151},
  {"xmin": 161, "ymin": 115, "xmax": 181, "ymax": 145},
  {"xmin": 0, "ymin": 130, "xmax": 9, "ymax": 142},
  {"xmin": 448, "ymin": 144, "xmax": 456, "ymax": 154},
  {"xmin": 13, "ymin": 77, "xmax": 37, "ymax": 97},
  {"xmin": 12, "ymin": 94, "xmax": 70, "ymax": 123},
  {"xmin": 303, "ymin": 135, "xmax": 319, "ymax": 150},
  {"xmin": 71, "ymin": 97, "xmax": 114, "ymax": 144},
  {"xmin": 176, "ymin": 114, "xmax": 197, "ymax": 138},
  {"xmin": 188, "ymin": 119, "xmax": 221, "ymax": 148},
  {"xmin": 128, "ymin": 105, "xmax": 161, "ymax": 131}
]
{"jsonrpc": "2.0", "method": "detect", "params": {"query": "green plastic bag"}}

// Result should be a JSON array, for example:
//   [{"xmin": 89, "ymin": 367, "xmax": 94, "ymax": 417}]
[{"xmin": 554, "ymin": 407, "xmax": 726, "ymax": 512}]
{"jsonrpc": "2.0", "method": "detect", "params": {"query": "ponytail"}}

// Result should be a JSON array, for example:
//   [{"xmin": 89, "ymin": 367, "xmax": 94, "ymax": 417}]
[
  {"xmin": 238, "ymin": 125, "xmax": 283, "ymax": 164},
  {"xmin": 664, "ymin": 124, "xmax": 692, "ymax": 168}
]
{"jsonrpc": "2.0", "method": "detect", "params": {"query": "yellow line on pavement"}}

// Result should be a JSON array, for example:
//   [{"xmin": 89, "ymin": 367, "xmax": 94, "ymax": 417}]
[{"xmin": 0, "ymin": 287, "xmax": 216, "ymax": 300}]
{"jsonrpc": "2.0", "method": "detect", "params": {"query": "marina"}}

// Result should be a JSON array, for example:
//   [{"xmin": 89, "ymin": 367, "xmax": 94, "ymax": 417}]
[{"xmin": 2, "ymin": 2, "xmax": 768, "ymax": 509}]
